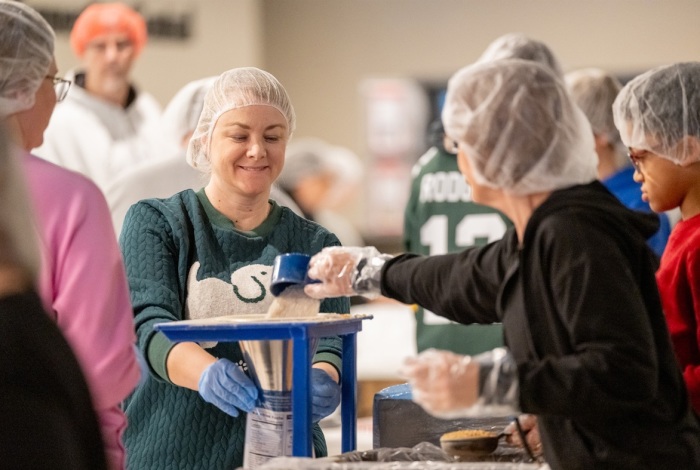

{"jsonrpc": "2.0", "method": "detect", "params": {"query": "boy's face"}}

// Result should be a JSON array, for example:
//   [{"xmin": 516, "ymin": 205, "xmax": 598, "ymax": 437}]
[{"xmin": 629, "ymin": 147, "xmax": 689, "ymax": 213}]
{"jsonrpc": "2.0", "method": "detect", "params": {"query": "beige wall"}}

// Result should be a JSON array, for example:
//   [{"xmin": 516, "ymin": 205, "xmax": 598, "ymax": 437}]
[
  {"xmin": 262, "ymin": 0, "xmax": 700, "ymax": 239},
  {"xmin": 39, "ymin": 0, "xmax": 700, "ymax": 152},
  {"xmin": 262, "ymin": 0, "xmax": 700, "ymax": 152}
]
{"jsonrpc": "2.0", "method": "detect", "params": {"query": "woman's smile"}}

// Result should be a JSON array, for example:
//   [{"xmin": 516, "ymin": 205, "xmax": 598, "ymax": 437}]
[{"xmin": 238, "ymin": 164, "xmax": 269, "ymax": 171}]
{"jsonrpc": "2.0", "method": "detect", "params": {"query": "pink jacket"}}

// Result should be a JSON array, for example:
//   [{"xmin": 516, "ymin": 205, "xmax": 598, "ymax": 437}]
[{"xmin": 23, "ymin": 152, "xmax": 140, "ymax": 470}]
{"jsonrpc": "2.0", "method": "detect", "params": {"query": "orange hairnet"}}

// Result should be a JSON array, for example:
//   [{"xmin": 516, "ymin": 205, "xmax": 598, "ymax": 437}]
[{"xmin": 70, "ymin": 3, "xmax": 147, "ymax": 57}]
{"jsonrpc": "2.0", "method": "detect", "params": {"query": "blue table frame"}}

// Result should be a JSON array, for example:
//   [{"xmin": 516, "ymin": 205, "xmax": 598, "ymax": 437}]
[{"xmin": 155, "ymin": 313, "xmax": 371, "ymax": 457}]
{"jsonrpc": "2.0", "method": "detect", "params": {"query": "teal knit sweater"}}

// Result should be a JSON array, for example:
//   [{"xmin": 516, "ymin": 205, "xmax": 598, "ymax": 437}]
[{"xmin": 120, "ymin": 189, "xmax": 349, "ymax": 469}]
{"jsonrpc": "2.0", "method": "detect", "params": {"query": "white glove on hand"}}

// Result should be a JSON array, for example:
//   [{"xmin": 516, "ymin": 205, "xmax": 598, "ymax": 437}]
[
  {"xmin": 401, "ymin": 347, "xmax": 519, "ymax": 419},
  {"xmin": 305, "ymin": 246, "xmax": 391, "ymax": 299},
  {"xmin": 399, "ymin": 349, "xmax": 480, "ymax": 419}
]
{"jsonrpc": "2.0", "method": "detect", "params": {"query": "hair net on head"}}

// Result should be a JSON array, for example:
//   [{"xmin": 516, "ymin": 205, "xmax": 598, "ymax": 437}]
[
  {"xmin": 161, "ymin": 76, "xmax": 217, "ymax": 149},
  {"xmin": 566, "ymin": 68, "xmax": 628, "ymax": 169},
  {"xmin": 613, "ymin": 62, "xmax": 700, "ymax": 166},
  {"xmin": 0, "ymin": 0, "xmax": 54, "ymax": 119},
  {"xmin": 277, "ymin": 137, "xmax": 330, "ymax": 192},
  {"xmin": 70, "ymin": 2, "xmax": 147, "ymax": 58},
  {"xmin": 442, "ymin": 59, "xmax": 597, "ymax": 196},
  {"xmin": 187, "ymin": 67, "xmax": 296, "ymax": 172},
  {"xmin": 278, "ymin": 137, "xmax": 363, "ymax": 205},
  {"xmin": 477, "ymin": 33, "xmax": 564, "ymax": 78}
]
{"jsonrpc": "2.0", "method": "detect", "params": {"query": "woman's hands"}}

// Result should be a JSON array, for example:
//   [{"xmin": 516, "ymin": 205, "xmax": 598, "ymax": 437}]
[
  {"xmin": 167, "ymin": 342, "xmax": 258, "ymax": 418},
  {"xmin": 305, "ymin": 246, "xmax": 391, "ymax": 299},
  {"xmin": 310, "ymin": 367, "xmax": 341, "ymax": 423},
  {"xmin": 505, "ymin": 414, "xmax": 543, "ymax": 457},
  {"xmin": 399, "ymin": 349, "xmax": 480, "ymax": 418},
  {"xmin": 305, "ymin": 247, "xmax": 364, "ymax": 298},
  {"xmin": 198, "ymin": 358, "xmax": 258, "ymax": 417}
]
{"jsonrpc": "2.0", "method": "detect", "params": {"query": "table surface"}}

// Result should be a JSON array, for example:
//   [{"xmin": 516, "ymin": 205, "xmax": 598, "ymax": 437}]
[{"xmin": 155, "ymin": 312, "xmax": 373, "ymax": 342}]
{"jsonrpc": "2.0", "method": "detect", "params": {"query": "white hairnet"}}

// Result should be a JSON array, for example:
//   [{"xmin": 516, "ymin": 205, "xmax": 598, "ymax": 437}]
[
  {"xmin": 613, "ymin": 62, "xmax": 700, "ymax": 166},
  {"xmin": 477, "ymin": 33, "xmax": 564, "ymax": 78},
  {"xmin": 566, "ymin": 68, "xmax": 622, "ymax": 139},
  {"xmin": 0, "ymin": 0, "xmax": 55, "ymax": 119},
  {"xmin": 566, "ymin": 68, "xmax": 628, "ymax": 169},
  {"xmin": 161, "ymin": 76, "xmax": 217, "ymax": 148},
  {"xmin": 279, "ymin": 137, "xmax": 361, "ymax": 184},
  {"xmin": 277, "ymin": 137, "xmax": 330, "ymax": 192},
  {"xmin": 186, "ymin": 67, "xmax": 296, "ymax": 172},
  {"xmin": 279, "ymin": 137, "xmax": 364, "ymax": 207},
  {"xmin": 442, "ymin": 59, "xmax": 597, "ymax": 196}
]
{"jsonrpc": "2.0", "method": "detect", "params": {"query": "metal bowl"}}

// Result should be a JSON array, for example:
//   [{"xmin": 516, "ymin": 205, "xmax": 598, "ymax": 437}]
[{"xmin": 440, "ymin": 429, "xmax": 505, "ymax": 459}]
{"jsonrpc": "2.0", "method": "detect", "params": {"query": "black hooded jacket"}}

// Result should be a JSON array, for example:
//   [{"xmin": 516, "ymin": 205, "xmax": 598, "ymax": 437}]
[{"xmin": 382, "ymin": 181, "xmax": 700, "ymax": 469}]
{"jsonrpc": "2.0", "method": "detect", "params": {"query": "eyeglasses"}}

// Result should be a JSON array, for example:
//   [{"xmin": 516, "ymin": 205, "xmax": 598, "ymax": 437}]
[
  {"xmin": 45, "ymin": 75, "xmax": 72, "ymax": 102},
  {"xmin": 627, "ymin": 148, "xmax": 649, "ymax": 172}
]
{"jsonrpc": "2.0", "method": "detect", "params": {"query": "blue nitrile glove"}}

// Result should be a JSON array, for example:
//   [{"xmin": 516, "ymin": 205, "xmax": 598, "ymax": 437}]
[
  {"xmin": 311, "ymin": 368, "xmax": 341, "ymax": 423},
  {"xmin": 198, "ymin": 359, "xmax": 259, "ymax": 417},
  {"xmin": 133, "ymin": 344, "xmax": 149, "ymax": 387}
]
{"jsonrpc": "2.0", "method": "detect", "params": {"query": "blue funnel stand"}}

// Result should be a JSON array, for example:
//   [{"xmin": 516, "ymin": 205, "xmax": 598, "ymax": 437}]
[
  {"xmin": 341, "ymin": 332, "xmax": 357, "ymax": 454},
  {"xmin": 154, "ymin": 314, "xmax": 370, "ymax": 457}
]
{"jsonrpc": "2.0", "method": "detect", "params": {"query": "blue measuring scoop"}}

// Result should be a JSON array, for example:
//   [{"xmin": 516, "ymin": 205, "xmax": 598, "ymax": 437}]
[{"xmin": 270, "ymin": 253, "xmax": 319, "ymax": 296}]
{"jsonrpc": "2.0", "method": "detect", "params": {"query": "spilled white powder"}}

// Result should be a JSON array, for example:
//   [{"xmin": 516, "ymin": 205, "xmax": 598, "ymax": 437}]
[{"xmin": 266, "ymin": 285, "xmax": 321, "ymax": 319}]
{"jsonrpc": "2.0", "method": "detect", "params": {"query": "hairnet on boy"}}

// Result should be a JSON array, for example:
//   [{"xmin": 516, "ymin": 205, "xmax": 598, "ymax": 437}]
[
  {"xmin": 187, "ymin": 67, "xmax": 296, "ymax": 172},
  {"xmin": 442, "ymin": 59, "xmax": 597, "ymax": 196},
  {"xmin": 0, "ymin": 0, "xmax": 54, "ymax": 118},
  {"xmin": 613, "ymin": 62, "xmax": 700, "ymax": 167},
  {"xmin": 477, "ymin": 33, "xmax": 564, "ymax": 78},
  {"xmin": 70, "ymin": 2, "xmax": 147, "ymax": 58}
]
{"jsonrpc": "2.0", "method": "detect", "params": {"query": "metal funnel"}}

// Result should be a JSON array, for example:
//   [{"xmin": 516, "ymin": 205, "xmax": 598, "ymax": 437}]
[{"xmin": 240, "ymin": 338, "xmax": 319, "ymax": 392}]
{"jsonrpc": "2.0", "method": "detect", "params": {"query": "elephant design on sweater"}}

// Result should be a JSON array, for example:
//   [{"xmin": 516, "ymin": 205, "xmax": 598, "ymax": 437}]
[{"xmin": 185, "ymin": 261, "xmax": 274, "ymax": 348}]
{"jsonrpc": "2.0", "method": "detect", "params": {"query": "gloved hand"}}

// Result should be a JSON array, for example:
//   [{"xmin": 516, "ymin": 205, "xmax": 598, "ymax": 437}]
[
  {"xmin": 305, "ymin": 246, "xmax": 392, "ymax": 299},
  {"xmin": 401, "ymin": 348, "xmax": 519, "ymax": 419},
  {"xmin": 399, "ymin": 349, "xmax": 479, "ymax": 419},
  {"xmin": 198, "ymin": 359, "xmax": 259, "ymax": 417},
  {"xmin": 311, "ymin": 368, "xmax": 341, "ymax": 423}
]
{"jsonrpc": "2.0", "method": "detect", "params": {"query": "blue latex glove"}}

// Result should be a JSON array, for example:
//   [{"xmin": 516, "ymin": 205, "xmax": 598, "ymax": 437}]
[
  {"xmin": 198, "ymin": 359, "xmax": 259, "ymax": 417},
  {"xmin": 133, "ymin": 344, "xmax": 149, "ymax": 387},
  {"xmin": 311, "ymin": 368, "xmax": 341, "ymax": 423}
]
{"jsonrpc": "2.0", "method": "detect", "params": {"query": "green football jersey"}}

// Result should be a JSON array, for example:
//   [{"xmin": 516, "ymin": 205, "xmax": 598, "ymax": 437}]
[{"xmin": 403, "ymin": 146, "xmax": 512, "ymax": 355}]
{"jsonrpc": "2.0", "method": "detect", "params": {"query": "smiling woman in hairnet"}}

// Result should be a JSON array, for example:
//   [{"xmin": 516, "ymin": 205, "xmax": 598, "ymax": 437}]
[
  {"xmin": 119, "ymin": 67, "xmax": 349, "ymax": 469},
  {"xmin": 305, "ymin": 59, "xmax": 700, "ymax": 469}
]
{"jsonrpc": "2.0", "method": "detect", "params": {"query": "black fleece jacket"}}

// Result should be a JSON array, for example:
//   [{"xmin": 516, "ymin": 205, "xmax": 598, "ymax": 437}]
[{"xmin": 382, "ymin": 181, "xmax": 700, "ymax": 469}]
